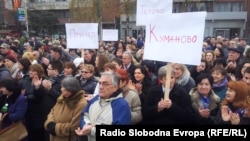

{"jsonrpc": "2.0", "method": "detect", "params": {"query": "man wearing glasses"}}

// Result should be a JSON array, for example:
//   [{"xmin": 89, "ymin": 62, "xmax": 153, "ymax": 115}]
[{"xmin": 75, "ymin": 72, "xmax": 131, "ymax": 141}]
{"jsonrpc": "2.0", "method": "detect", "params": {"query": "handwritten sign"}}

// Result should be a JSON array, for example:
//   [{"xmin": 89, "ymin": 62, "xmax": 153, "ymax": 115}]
[
  {"xmin": 143, "ymin": 12, "xmax": 207, "ymax": 66},
  {"xmin": 102, "ymin": 29, "xmax": 118, "ymax": 41},
  {"xmin": 136, "ymin": 0, "xmax": 173, "ymax": 26},
  {"xmin": 65, "ymin": 23, "xmax": 98, "ymax": 49}
]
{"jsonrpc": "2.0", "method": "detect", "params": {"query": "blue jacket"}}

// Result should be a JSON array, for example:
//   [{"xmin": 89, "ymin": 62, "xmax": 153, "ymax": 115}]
[
  {"xmin": 1, "ymin": 94, "xmax": 27, "ymax": 129},
  {"xmin": 80, "ymin": 89, "xmax": 131, "ymax": 141}
]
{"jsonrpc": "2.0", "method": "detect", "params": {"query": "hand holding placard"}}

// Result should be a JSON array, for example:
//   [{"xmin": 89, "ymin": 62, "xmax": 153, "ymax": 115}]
[{"xmin": 164, "ymin": 62, "xmax": 172, "ymax": 100}]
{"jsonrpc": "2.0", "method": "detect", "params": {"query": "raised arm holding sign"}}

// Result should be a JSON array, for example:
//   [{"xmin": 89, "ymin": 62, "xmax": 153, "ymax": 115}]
[{"xmin": 139, "ymin": 0, "xmax": 205, "ymax": 125}]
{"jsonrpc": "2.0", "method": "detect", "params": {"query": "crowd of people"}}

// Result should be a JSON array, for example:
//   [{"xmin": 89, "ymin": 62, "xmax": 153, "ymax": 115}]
[{"xmin": 0, "ymin": 34, "xmax": 250, "ymax": 141}]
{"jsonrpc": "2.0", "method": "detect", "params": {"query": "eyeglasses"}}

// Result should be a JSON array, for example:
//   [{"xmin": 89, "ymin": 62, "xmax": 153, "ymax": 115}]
[
  {"xmin": 98, "ymin": 82, "xmax": 112, "ymax": 86},
  {"xmin": 81, "ymin": 71, "xmax": 90, "ymax": 74},
  {"xmin": 47, "ymin": 68, "xmax": 53, "ymax": 70}
]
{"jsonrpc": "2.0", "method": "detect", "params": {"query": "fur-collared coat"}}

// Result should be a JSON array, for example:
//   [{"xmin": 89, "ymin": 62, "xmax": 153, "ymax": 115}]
[
  {"xmin": 44, "ymin": 90, "xmax": 87, "ymax": 141},
  {"xmin": 189, "ymin": 87, "xmax": 220, "ymax": 125},
  {"xmin": 122, "ymin": 86, "xmax": 142, "ymax": 124}
]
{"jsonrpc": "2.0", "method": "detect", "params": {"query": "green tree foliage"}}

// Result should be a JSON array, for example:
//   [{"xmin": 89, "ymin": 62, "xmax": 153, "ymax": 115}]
[
  {"xmin": 69, "ymin": 0, "xmax": 100, "ymax": 23},
  {"xmin": 69, "ymin": 0, "xmax": 135, "ymax": 23},
  {"xmin": 28, "ymin": 11, "xmax": 59, "ymax": 36},
  {"xmin": 118, "ymin": 0, "xmax": 136, "ymax": 16}
]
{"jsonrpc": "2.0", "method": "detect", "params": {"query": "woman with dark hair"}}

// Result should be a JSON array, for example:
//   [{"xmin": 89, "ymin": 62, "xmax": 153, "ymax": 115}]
[
  {"xmin": 211, "ymin": 66, "xmax": 228, "ymax": 101},
  {"xmin": 131, "ymin": 65, "xmax": 152, "ymax": 104},
  {"xmin": 25, "ymin": 63, "xmax": 47, "ymax": 141},
  {"xmin": 141, "ymin": 60, "xmax": 158, "ymax": 86},
  {"xmin": 111, "ymin": 57, "xmax": 123, "ymax": 70},
  {"xmin": 64, "ymin": 61, "xmax": 77, "ymax": 77},
  {"xmin": 16, "ymin": 58, "xmax": 31, "ymax": 80},
  {"xmin": 234, "ymin": 59, "xmax": 250, "ymax": 81},
  {"xmin": 0, "ymin": 78, "xmax": 27, "ymax": 129},
  {"xmin": 244, "ymin": 47, "xmax": 250, "ymax": 60},
  {"xmin": 189, "ymin": 73, "xmax": 220, "ymax": 125},
  {"xmin": 214, "ymin": 46, "xmax": 226, "ymax": 60},
  {"xmin": 114, "ymin": 47, "xmax": 124, "ymax": 59},
  {"xmin": 190, "ymin": 59, "xmax": 208, "ymax": 81},
  {"xmin": 94, "ymin": 54, "xmax": 109, "ymax": 77},
  {"xmin": 204, "ymin": 50, "xmax": 216, "ymax": 72},
  {"xmin": 44, "ymin": 77, "xmax": 87, "ymax": 141},
  {"xmin": 17, "ymin": 58, "xmax": 32, "ymax": 97},
  {"xmin": 242, "ymin": 67, "xmax": 250, "ymax": 85},
  {"xmin": 213, "ymin": 58, "xmax": 227, "ymax": 68},
  {"xmin": 214, "ymin": 81, "xmax": 250, "ymax": 125}
]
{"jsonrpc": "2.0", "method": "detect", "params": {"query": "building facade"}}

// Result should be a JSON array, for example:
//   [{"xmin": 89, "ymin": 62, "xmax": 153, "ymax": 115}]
[
  {"xmin": 120, "ymin": 0, "xmax": 248, "ymax": 40},
  {"xmin": 0, "ymin": 0, "xmax": 249, "ymax": 40}
]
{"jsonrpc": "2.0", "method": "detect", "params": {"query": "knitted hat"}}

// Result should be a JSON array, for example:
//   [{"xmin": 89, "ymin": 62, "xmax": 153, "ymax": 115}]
[
  {"xmin": 23, "ymin": 43, "xmax": 31, "ymax": 48},
  {"xmin": 0, "ymin": 43, "xmax": 10, "ymax": 49},
  {"xmin": 73, "ymin": 58, "xmax": 84, "ymax": 68},
  {"xmin": 5, "ymin": 55, "xmax": 17, "ymax": 63}
]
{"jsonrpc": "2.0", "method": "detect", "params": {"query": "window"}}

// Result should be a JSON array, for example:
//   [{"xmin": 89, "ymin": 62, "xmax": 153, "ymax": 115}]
[{"xmin": 214, "ymin": 2, "xmax": 243, "ymax": 12}]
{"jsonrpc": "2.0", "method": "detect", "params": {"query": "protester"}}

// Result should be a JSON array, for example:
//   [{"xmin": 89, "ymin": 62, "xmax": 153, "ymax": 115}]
[
  {"xmin": 116, "ymin": 69, "xmax": 142, "ymax": 124},
  {"xmin": 214, "ymin": 81, "xmax": 250, "ymax": 125},
  {"xmin": 75, "ymin": 72, "xmax": 131, "ymax": 141},
  {"xmin": 189, "ymin": 73, "xmax": 220, "ymax": 124},
  {"xmin": 44, "ymin": 77, "xmax": 87, "ymax": 141},
  {"xmin": 0, "ymin": 78, "xmax": 27, "ymax": 129},
  {"xmin": 142, "ymin": 65, "xmax": 194, "ymax": 125}
]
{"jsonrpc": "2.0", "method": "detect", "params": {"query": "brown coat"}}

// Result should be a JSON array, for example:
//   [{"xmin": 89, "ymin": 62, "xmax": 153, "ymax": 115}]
[{"xmin": 44, "ymin": 90, "xmax": 87, "ymax": 141}]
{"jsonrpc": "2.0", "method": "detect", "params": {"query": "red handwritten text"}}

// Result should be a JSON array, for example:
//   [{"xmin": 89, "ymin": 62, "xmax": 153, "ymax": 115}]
[
  {"xmin": 149, "ymin": 25, "xmax": 197, "ymax": 43},
  {"xmin": 69, "ymin": 29, "xmax": 96, "ymax": 38},
  {"xmin": 140, "ymin": 5, "xmax": 165, "ymax": 15}
]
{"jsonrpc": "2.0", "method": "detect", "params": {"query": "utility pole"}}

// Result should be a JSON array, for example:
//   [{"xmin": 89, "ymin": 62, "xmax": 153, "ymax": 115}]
[
  {"xmin": 24, "ymin": 0, "xmax": 29, "ymax": 38},
  {"xmin": 97, "ymin": 0, "xmax": 102, "ymax": 41}
]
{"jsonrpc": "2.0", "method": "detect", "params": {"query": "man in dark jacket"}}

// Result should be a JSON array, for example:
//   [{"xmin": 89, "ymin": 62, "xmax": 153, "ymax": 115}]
[{"xmin": 142, "ymin": 65, "xmax": 195, "ymax": 125}]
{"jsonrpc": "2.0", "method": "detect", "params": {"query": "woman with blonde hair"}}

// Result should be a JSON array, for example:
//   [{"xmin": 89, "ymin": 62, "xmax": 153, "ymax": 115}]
[
  {"xmin": 173, "ymin": 63, "xmax": 196, "ymax": 93},
  {"xmin": 22, "ymin": 51, "xmax": 38, "ymax": 64},
  {"xmin": 76, "ymin": 64, "xmax": 97, "ymax": 94},
  {"xmin": 214, "ymin": 81, "xmax": 250, "ymax": 125}
]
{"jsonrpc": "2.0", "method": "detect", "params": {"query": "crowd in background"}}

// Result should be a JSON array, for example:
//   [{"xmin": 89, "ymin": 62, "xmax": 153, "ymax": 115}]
[{"xmin": 0, "ymin": 34, "xmax": 250, "ymax": 141}]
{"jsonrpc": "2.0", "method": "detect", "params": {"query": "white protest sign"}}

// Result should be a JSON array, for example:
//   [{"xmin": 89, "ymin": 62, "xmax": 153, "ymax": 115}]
[
  {"xmin": 143, "ymin": 12, "xmax": 207, "ymax": 66},
  {"xmin": 65, "ymin": 23, "xmax": 98, "ymax": 49},
  {"xmin": 102, "ymin": 29, "xmax": 118, "ymax": 41},
  {"xmin": 136, "ymin": 0, "xmax": 173, "ymax": 26}
]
